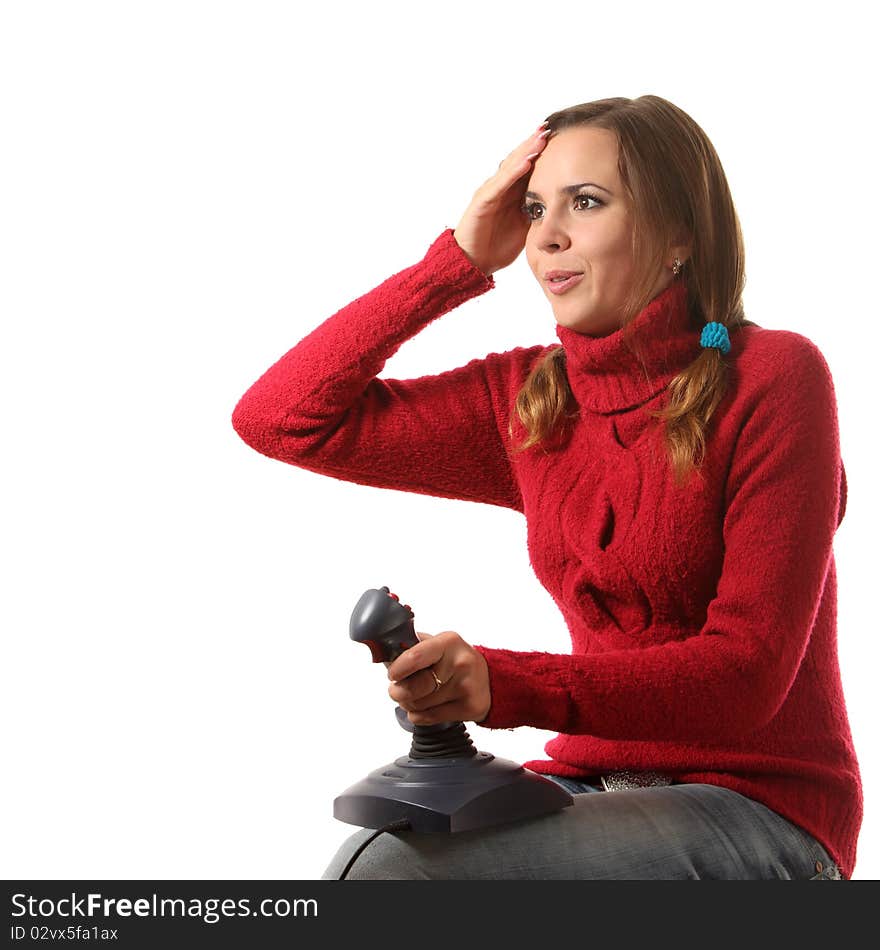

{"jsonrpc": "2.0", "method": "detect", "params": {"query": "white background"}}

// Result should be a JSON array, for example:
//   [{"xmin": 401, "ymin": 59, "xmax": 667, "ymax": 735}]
[{"xmin": 2, "ymin": 0, "xmax": 877, "ymax": 880}]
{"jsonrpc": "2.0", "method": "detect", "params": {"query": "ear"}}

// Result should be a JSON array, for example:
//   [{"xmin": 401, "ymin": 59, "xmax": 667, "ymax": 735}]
[{"xmin": 669, "ymin": 232, "xmax": 693, "ymax": 268}]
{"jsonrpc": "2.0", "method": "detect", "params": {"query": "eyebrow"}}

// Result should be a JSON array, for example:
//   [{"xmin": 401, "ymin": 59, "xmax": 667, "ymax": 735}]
[{"xmin": 524, "ymin": 182, "xmax": 614, "ymax": 199}]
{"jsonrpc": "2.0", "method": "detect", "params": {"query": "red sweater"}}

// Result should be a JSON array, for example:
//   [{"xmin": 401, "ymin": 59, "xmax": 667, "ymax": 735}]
[{"xmin": 231, "ymin": 227, "xmax": 863, "ymax": 878}]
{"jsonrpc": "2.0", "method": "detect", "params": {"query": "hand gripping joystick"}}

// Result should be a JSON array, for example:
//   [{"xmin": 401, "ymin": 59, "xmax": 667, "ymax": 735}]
[{"xmin": 332, "ymin": 586, "xmax": 573, "ymax": 833}]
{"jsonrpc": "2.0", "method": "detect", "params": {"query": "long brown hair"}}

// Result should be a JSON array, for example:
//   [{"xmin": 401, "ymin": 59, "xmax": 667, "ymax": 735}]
[{"xmin": 510, "ymin": 95, "xmax": 756, "ymax": 487}]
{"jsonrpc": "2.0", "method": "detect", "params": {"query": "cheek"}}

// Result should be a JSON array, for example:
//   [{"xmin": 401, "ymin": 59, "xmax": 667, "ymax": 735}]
[
  {"xmin": 577, "ymin": 227, "xmax": 631, "ymax": 272},
  {"xmin": 605, "ymin": 215, "xmax": 635, "ymax": 255}
]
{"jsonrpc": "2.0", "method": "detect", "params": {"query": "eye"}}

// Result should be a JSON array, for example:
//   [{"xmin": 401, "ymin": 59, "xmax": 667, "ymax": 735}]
[
  {"xmin": 520, "ymin": 192, "xmax": 604, "ymax": 221},
  {"xmin": 574, "ymin": 193, "xmax": 603, "ymax": 211}
]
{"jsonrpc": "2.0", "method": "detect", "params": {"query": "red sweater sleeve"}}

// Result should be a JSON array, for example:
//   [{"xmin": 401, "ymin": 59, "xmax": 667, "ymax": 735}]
[
  {"xmin": 474, "ymin": 334, "xmax": 846, "ymax": 741},
  {"xmin": 231, "ymin": 229, "xmax": 523, "ymax": 512}
]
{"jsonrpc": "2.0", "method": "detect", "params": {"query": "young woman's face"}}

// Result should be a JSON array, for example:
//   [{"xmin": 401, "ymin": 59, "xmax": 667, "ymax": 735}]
[{"xmin": 523, "ymin": 126, "xmax": 672, "ymax": 336}]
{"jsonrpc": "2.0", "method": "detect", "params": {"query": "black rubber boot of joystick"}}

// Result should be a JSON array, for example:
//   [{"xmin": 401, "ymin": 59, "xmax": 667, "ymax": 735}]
[{"xmin": 408, "ymin": 721, "xmax": 478, "ymax": 759}]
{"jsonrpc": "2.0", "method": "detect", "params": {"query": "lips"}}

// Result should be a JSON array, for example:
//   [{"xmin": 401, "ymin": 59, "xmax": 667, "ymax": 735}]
[
  {"xmin": 545, "ymin": 270, "xmax": 583, "ymax": 282},
  {"xmin": 545, "ymin": 272, "xmax": 584, "ymax": 295}
]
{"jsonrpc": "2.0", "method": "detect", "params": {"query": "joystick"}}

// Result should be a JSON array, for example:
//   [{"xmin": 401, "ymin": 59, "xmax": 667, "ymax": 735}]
[{"xmin": 333, "ymin": 586, "xmax": 573, "ymax": 833}]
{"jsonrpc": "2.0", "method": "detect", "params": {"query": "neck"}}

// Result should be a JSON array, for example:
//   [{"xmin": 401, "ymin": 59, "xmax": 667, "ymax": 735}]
[{"xmin": 554, "ymin": 280, "xmax": 700, "ymax": 414}]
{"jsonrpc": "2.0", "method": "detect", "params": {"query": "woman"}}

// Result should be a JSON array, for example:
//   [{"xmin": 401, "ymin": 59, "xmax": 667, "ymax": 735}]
[{"xmin": 231, "ymin": 95, "xmax": 861, "ymax": 879}]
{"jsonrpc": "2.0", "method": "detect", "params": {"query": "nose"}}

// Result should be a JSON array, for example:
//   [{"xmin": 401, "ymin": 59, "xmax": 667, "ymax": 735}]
[{"xmin": 533, "ymin": 202, "xmax": 572, "ymax": 252}]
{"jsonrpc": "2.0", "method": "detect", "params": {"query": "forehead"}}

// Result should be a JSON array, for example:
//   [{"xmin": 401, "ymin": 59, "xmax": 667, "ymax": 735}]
[{"xmin": 527, "ymin": 126, "xmax": 620, "ymax": 191}]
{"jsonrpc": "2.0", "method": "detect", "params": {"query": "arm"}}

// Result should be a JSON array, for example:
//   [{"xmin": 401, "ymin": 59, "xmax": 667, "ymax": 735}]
[
  {"xmin": 231, "ymin": 228, "xmax": 524, "ymax": 512},
  {"xmin": 474, "ymin": 335, "xmax": 847, "ymax": 741}
]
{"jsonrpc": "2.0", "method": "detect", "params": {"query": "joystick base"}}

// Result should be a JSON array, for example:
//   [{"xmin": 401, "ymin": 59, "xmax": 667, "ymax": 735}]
[{"xmin": 333, "ymin": 751, "xmax": 574, "ymax": 833}]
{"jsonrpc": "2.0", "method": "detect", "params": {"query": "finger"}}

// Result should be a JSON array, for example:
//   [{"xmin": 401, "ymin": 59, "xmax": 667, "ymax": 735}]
[
  {"xmin": 407, "ymin": 671, "xmax": 456, "ymax": 708},
  {"xmin": 406, "ymin": 699, "xmax": 472, "ymax": 726},
  {"xmin": 387, "ymin": 638, "xmax": 444, "ymax": 682},
  {"xmin": 388, "ymin": 667, "xmax": 446, "ymax": 705},
  {"xmin": 498, "ymin": 126, "xmax": 552, "ymax": 170}
]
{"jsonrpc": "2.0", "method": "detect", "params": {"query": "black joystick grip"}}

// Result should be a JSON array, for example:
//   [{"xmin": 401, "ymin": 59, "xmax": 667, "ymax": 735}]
[{"xmin": 350, "ymin": 586, "xmax": 418, "ymax": 664}]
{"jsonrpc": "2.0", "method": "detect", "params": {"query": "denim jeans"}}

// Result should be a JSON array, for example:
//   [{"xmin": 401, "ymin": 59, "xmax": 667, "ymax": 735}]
[{"xmin": 321, "ymin": 775, "xmax": 842, "ymax": 880}]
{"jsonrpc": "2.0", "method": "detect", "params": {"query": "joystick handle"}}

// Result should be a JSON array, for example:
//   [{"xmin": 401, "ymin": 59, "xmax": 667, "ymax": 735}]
[
  {"xmin": 349, "ymin": 586, "xmax": 418, "ymax": 665},
  {"xmin": 349, "ymin": 586, "xmax": 477, "ymax": 754}
]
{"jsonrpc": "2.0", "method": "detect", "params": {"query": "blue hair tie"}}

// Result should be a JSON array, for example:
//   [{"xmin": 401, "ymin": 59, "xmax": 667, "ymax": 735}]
[{"xmin": 700, "ymin": 322, "xmax": 731, "ymax": 354}]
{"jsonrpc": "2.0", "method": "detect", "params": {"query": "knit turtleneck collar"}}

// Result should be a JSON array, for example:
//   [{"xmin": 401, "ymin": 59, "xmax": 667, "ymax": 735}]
[{"xmin": 554, "ymin": 279, "xmax": 701, "ymax": 414}]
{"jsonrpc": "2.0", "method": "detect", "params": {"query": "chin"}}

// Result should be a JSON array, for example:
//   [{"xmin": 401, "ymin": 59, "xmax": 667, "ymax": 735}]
[
  {"xmin": 553, "ymin": 308, "xmax": 590, "ymax": 329},
  {"xmin": 554, "ymin": 309, "xmax": 616, "ymax": 337}
]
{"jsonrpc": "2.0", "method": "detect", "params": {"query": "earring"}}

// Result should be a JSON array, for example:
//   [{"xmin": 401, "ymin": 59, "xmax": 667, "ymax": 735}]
[{"xmin": 672, "ymin": 257, "xmax": 682, "ymax": 276}]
